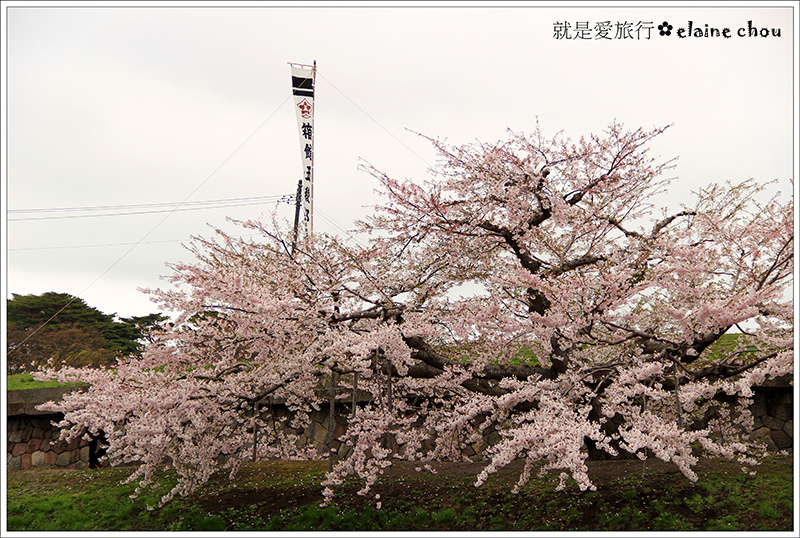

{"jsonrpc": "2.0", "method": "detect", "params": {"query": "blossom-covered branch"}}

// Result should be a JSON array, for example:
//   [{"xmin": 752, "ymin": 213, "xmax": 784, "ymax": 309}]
[{"xmin": 37, "ymin": 122, "xmax": 792, "ymax": 506}]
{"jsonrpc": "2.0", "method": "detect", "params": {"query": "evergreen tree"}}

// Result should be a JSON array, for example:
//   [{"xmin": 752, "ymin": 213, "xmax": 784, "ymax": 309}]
[{"xmin": 6, "ymin": 292, "xmax": 165, "ymax": 373}]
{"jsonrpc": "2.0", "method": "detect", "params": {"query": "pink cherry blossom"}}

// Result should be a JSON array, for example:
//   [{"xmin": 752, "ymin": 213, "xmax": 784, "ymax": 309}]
[{"xmin": 38, "ymin": 122, "xmax": 792, "ymax": 505}]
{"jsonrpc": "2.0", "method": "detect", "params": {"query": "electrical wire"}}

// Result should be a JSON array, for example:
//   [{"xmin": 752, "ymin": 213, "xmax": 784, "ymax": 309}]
[
  {"xmin": 8, "ymin": 195, "xmax": 295, "ymax": 221},
  {"xmin": 315, "ymin": 207, "xmax": 368, "ymax": 249},
  {"xmin": 10, "ymin": 211, "xmax": 362, "ymax": 252},
  {"xmin": 8, "ymin": 234, "xmax": 267, "ymax": 252},
  {"xmin": 9, "ymin": 194, "xmax": 294, "ymax": 215},
  {"xmin": 9, "ymin": 238, "xmax": 191, "ymax": 252},
  {"xmin": 316, "ymin": 70, "xmax": 434, "ymax": 170}
]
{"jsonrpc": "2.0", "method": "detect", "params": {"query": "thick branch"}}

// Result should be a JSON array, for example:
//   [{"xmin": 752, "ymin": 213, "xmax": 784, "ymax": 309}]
[
  {"xmin": 681, "ymin": 327, "xmax": 731, "ymax": 364},
  {"xmin": 478, "ymin": 221, "xmax": 542, "ymax": 274},
  {"xmin": 548, "ymin": 254, "xmax": 605, "ymax": 277},
  {"xmin": 650, "ymin": 210, "xmax": 695, "ymax": 238},
  {"xmin": 331, "ymin": 306, "xmax": 406, "ymax": 324},
  {"xmin": 404, "ymin": 335, "xmax": 555, "ymax": 381},
  {"xmin": 564, "ymin": 175, "xmax": 609, "ymax": 206},
  {"xmin": 688, "ymin": 351, "xmax": 782, "ymax": 381}
]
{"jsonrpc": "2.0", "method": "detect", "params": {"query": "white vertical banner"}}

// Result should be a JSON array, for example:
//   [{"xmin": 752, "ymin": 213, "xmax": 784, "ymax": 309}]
[{"xmin": 291, "ymin": 62, "xmax": 315, "ymax": 239}]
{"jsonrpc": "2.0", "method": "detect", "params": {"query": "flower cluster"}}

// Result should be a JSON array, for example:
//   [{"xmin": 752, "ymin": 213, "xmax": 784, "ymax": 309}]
[{"xmin": 37, "ymin": 122, "xmax": 792, "ymax": 505}]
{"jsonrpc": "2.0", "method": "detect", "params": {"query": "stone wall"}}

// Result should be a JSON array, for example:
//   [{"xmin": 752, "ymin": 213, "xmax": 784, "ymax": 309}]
[
  {"xmin": 6, "ymin": 414, "xmax": 91, "ymax": 471},
  {"xmin": 6, "ymin": 386, "xmax": 94, "ymax": 471},
  {"xmin": 259, "ymin": 379, "xmax": 794, "ymax": 461},
  {"xmin": 747, "ymin": 380, "xmax": 794, "ymax": 451},
  {"xmin": 286, "ymin": 407, "xmax": 502, "ymax": 461},
  {"xmin": 7, "ymin": 379, "xmax": 793, "ymax": 471}
]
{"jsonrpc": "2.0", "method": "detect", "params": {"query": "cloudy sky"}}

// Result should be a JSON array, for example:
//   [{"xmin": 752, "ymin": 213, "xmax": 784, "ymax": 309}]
[{"xmin": 2, "ymin": 2, "xmax": 796, "ymax": 320}]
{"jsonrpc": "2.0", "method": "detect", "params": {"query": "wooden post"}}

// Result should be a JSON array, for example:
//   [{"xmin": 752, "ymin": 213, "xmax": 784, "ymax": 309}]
[
  {"xmin": 253, "ymin": 401, "xmax": 260, "ymax": 463},
  {"xmin": 351, "ymin": 372, "xmax": 359, "ymax": 417},
  {"xmin": 673, "ymin": 361, "xmax": 684, "ymax": 429},
  {"xmin": 385, "ymin": 372, "xmax": 394, "ymax": 490},
  {"xmin": 329, "ymin": 373, "xmax": 337, "ymax": 472}
]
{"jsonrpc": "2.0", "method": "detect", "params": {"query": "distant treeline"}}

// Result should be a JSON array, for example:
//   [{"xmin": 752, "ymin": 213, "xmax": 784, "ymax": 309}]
[{"xmin": 6, "ymin": 292, "xmax": 165, "ymax": 374}]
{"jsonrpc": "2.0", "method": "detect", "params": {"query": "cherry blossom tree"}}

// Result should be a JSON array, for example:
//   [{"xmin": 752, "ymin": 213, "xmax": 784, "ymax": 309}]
[{"xmin": 38, "ymin": 122, "xmax": 793, "ymax": 506}]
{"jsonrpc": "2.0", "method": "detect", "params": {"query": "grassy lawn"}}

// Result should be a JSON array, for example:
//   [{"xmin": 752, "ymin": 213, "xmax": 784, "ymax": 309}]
[
  {"xmin": 5, "ymin": 455, "xmax": 794, "ymax": 532},
  {"xmin": 6, "ymin": 372, "xmax": 89, "ymax": 391}
]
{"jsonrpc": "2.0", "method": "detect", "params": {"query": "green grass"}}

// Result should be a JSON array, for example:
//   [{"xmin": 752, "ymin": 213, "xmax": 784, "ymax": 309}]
[
  {"xmin": 6, "ymin": 467, "xmax": 184, "ymax": 531},
  {"xmin": 704, "ymin": 333, "xmax": 763, "ymax": 361},
  {"xmin": 6, "ymin": 372, "xmax": 89, "ymax": 391},
  {"xmin": 6, "ymin": 455, "xmax": 794, "ymax": 532},
  {"xmin": 506, "ymin": 333, "xmax": 751, "ymax": 368}
]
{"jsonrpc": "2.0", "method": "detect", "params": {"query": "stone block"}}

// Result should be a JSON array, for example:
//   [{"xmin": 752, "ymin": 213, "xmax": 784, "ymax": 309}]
[
  {"xmin": 486, "ymin": 430, "xmax": 501, "ymax": 446},
  {"xmin": 770, "ymin": 404, "xmax": 792, "ymax": 422},
  {"xmin": 56, "ymin": 452, "xmax": 71, "ymax": 467},
  {"xmin": 12, "ymin": 443, "xmax": 27, "ymax": 457},
  {"xmin": 750, "ymin": 394, "xmax": 768, "ymax": 417},
  {"xmin": 26, "ymin": 438, "xmax": 41, "ymax": 453},
  {"xmin": 79, "ymin": 446, "xmax": 90, "ymax": 462},
  {"xmin": 334, "ymin": 422, "xmax": 348, "ymax": 439},
  {"xmin": 7, "ymin": 428, "xmax": 24, "ymax": 444},
  {"xmin": 32, "ymin": 428, "xmax": 45, "ymax": 439},
  {"xmin": 8, "ymin": 456, "xmax": 22, "ymax": 472},
  {"xmin": 777, "ymin": 392, "xmax": 793, "ymax": 406},
  {"xmin": 770, "ymin": 419, "xmax": 785, "ymax": 432},
  {"xmin": 7, "ymin": 386, "xmax": 85, "ymax": 416},
  {"xmin": 749, "ymin": 427, "xmax": 778, "ymax": 451},
  {"xmin": 45, "ymin": 450, "xmax": 58, "ymax": 465},
  {"xmin": 21, "ymin": 453, "xmax": 32, "ymax": 470},
  {"xmin": 771, "ymin": 429, "xmax": 792, "ymax": 450},
  {"xmin": 337, "ymin": 444, "xmax": 352, "ymax": 460},
  {"xmin": 761, "ymin": 415, "xmax": 773, "ymax": 428},
  {"xmin": 784, "ymin": 420, "xmax": 793, "ymax": 439},
  {"xmin": 305, "ymin": 421, "xmax": 330, "ymax": 447},
  {"xmin": 31, "ymin": 450, "xmax": 47, "ymax": 468}
]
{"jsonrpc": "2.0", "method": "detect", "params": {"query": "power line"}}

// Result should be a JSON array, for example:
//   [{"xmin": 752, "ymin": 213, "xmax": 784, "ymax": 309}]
[
  {"xmin": 9, "ymin": 194, "xmax": 294, "ymax": 214},
  {"xmin": 8, "ymin": 234, "xmax": 267, "ymax": 252},
  {"xmin": 316, "ymin": 70, "xmax": 433, "ymax": 170},
  {"xmin": 8, "ymin": 195, "xmax": 295, "ymax": 221},
  {"xmin": 9, "ymin": 238, "xmax": 189, "ymax": 251},
  {"xmin": 10, "ymin": 211, "xmax": 362, "ymax": 252},
  {"xmin": 315, "ymin": 207, "xmax": 368, "ymax": 249}
]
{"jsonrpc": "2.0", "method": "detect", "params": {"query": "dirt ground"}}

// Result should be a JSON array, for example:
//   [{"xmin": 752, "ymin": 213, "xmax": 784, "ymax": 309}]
[
  {"xmin": 198, "ymin": 455, "xmax": 792, "ymax": 526},
  {"xmin": 8, "ymin": 454, "xmax": 792, "ymax": 531}
]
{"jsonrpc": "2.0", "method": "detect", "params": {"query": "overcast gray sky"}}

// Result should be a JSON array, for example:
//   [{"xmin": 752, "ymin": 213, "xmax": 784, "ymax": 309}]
[{"xmin": 2, "ymin": 2, "xmax": 796, "ymax": 320}]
